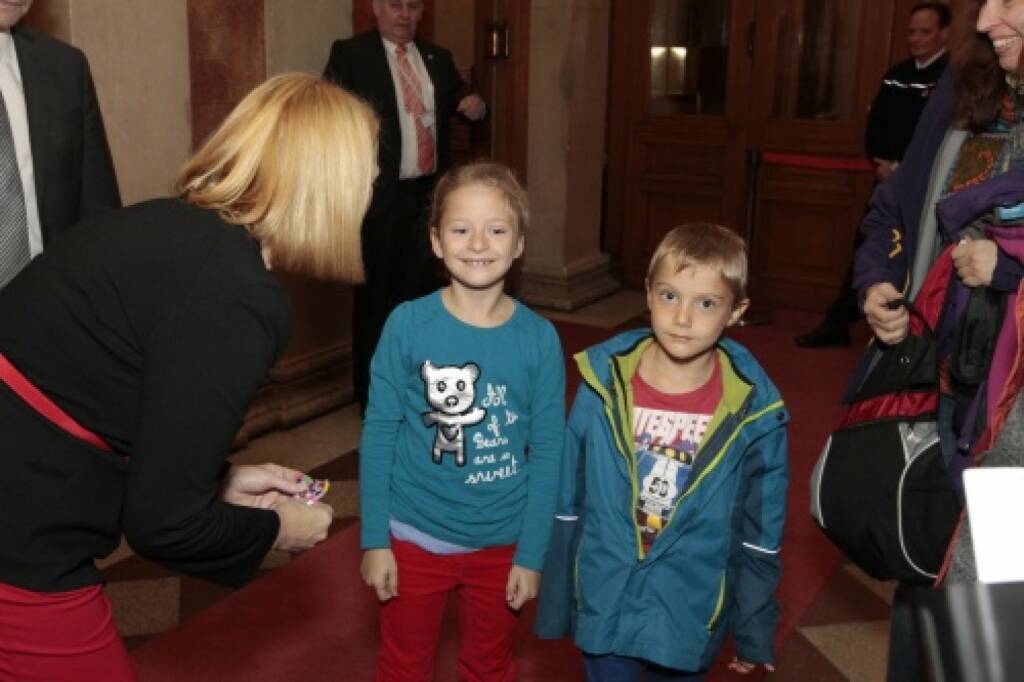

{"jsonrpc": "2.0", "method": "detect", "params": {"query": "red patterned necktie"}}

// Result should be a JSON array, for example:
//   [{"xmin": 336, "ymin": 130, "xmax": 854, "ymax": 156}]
[{"xmin": 395, "ymin": 43, "xmax": 435, "ymax": 175}]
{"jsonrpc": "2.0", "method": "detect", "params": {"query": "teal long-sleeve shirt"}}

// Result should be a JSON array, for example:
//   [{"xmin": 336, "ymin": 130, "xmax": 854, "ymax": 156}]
[{"xmin": 359, "ymin": 291, "xmax": 566, "ymax": 570}]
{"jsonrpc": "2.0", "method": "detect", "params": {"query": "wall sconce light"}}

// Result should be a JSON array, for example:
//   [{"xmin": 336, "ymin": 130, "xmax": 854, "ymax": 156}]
[{"xmin": 487, "ymin": 23, "xmax": 509, "ymax": 60}]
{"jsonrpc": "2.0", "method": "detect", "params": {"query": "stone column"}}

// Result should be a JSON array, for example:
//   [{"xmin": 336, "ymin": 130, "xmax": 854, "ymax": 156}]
[
  {"xmin": 519, "ymin": 0, "xmax": 618, "ymax": 310},
  {"xmin": 265, "ymin": 0, "xmax": 351, "ymax": 76},
  {"xmin": 27, "ymin": 0, "xmax": 192, "ymax": 205},
  {"xmin": 242, "ymin": 0, "xmax": 357, "ymax": 440}
]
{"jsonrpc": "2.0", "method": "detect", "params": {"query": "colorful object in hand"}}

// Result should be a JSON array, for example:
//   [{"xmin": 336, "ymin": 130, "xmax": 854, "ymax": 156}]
[{"xmin": 296, "ymin": 475, "xmax": 330, "ymax": 505}]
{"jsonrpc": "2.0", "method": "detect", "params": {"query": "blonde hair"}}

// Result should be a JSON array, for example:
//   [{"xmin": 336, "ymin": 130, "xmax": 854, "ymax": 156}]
[
  {"xmin": 176, "ymin": 73, "xmax": 378, "ymax": 282},
  {"xmin": 646, "ymin": 222, "xmax": 748, "ymax": 302},
  {"xmin": 428, "ymin": 161, "xmax": 529, "ymax": 233}
]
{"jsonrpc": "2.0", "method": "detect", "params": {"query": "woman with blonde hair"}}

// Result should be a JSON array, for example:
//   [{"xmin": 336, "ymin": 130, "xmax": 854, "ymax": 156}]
[{"xmin": 0, "ymin": 73, "xmax": 377, "ymax": 681}]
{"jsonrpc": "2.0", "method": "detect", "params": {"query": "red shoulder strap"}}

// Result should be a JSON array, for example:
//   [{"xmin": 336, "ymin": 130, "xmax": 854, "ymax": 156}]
[{"xmin": 0, "ymin": 353, "xmax": 113, "ymax": 453}]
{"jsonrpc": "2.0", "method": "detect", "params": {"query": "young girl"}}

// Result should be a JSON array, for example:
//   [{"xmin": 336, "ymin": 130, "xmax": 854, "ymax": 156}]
[{"xmin": 359, "ymin": 162, "xmax": 566, "ymax": 681}]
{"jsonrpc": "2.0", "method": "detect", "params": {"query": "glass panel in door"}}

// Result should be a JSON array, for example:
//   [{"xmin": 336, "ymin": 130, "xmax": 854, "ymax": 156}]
[
  {"xmin": 649, "ymin": 0, "xmax": 732, "ymax": 115},
  {"xmin": 770, "ymin": 0, "xmax": 864, "ymax": 121}
]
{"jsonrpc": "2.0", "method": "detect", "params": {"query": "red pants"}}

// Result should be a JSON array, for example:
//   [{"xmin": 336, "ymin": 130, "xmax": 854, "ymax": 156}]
[
  {"xmin": 376, "ymin": 538, "xmax": 519, "ymax": 682},
  {"xmin": 0, "ymin": 582, "xmax": 135, "ymax": 682}
]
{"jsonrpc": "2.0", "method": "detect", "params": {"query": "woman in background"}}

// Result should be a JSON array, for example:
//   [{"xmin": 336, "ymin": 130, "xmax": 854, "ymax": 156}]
[{"xmin": 0, "ymin": 73, "xmax": 377, "ymax": 682}]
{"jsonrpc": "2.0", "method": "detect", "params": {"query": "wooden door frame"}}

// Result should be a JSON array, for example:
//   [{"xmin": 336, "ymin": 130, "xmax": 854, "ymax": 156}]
[
  {"xmin": 604, "ymin": 0, "xmax": 641, "ymax": 282},
  {"xmin": 473, "ymin": 0, "xmax": 531, "ymax": 183}
]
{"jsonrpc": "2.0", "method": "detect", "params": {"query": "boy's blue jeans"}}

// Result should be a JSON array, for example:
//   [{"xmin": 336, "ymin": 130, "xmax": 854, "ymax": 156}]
[{"xmin": 582, "ymin": 653, "xmax": 705, "ymax": 681}]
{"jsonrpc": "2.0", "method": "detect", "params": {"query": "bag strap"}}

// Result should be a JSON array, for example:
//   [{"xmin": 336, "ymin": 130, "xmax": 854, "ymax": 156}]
[
  {"xmin": 890, "ymin": 297, "xmax": 935, "ymax": 339},
  {"xmin": 0, "ymin": 353, "xmax": 114, "ymax": 453}
]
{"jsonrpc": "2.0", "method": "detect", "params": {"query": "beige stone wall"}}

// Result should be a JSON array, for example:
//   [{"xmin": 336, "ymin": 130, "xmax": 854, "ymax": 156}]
[
  {"xmin": 24, "ymin": 0, "xmax": 70, "ymax": 39},
  {"xmin": 258, "ymin": 0, "xmax": 359, "ymax": 429},
  {"xmin": 521, "ymin": 0, "xmax": 617, "ymax": 309},
  {"xmin": 53, "ymin": 1, "xmax": 191, "ymax": 205},
  {"xmin": 433, "ymin": 0, "xmax": 474, "ymax": 71},
  {"xmin": 264, "ymin": 0, "xmax": 352, "ymax": 76}
]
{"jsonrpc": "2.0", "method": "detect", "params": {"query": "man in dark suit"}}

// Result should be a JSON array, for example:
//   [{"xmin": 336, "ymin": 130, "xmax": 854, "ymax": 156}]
[
  {"xmin": 324, "ymin": 0, "xmax": 485, "ymax": 409},
  {"xmin": 0, "ymin": 0, "xmax": 121, "ymax": 290}
]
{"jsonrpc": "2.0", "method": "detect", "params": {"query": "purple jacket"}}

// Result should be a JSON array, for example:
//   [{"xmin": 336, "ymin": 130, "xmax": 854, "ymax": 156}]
[
  {"xmin": 854, "ymin": 72, "xmax": 1024, "ymax": 298},
  {"xmin": 853, "ymin": 72, "xmax": 956, "ymax": 296}
]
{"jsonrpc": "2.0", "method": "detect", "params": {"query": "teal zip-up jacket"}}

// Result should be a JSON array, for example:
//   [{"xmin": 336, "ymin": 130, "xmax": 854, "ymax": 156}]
[{"xmin": 534, "ymin": 329, "xmax": 789, "ymax": 672}]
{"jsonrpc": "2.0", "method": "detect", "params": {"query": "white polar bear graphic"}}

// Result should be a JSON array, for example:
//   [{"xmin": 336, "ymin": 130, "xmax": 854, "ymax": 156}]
[{"xmin": 420, "ymin": 361, "xmax": 486, "ymax": 466}]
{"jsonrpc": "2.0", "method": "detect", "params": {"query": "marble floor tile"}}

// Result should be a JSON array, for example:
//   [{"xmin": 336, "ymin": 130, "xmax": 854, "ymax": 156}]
[
  {"xmin": 230, "ymin": 427, "xmax": 343, "ymax": 472},
  {"xmin": 106, "ymin": 578, "xmax": 181, "ymax": 637},
  {"xmin": 800, "ymin": 621, "xmax": 891, "ymax": 682},
  {"xmin": 536, "ymin": 289, "xmax": 647, "ymax": 328},
  {"xmin": 842, "ymin": 562, "xmax": 897, "ymax": 607}
]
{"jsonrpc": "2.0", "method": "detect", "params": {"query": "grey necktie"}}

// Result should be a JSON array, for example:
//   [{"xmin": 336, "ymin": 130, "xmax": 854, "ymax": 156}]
[{"xmin": 0, "ymin": 89, "xmax": 29, "ymax": 290}]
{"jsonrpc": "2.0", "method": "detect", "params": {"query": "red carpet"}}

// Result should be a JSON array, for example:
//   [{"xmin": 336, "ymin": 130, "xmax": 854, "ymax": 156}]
[
  {"xmin": 131, "ymin": 523, "xmax": 584, "ymax": 681},
  {"xmin": 131, "ymin": 308, "xmax": 864, "ymax": 681}
]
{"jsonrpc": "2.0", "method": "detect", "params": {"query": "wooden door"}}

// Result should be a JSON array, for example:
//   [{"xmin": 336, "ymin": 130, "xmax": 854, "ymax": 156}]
[
  {"xmin": 746, "ymin": 0, "xmax": 891, "ymax": 310},
  {"xmin": 607, "ymin": 0, "xmax": 897, "ymax": 311},
  {"xmin": 606, "ymin": 0, "xmax": 756, "ymax": 287}
]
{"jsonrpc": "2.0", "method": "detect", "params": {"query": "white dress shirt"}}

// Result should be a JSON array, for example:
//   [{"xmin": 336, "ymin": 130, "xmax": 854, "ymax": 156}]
[
  {"xmin": 381, "ymin": 36, "xmax": 436, "ymax": 179},
  {"xmin": 0, "ymin": 30, "xmax": 42, "ymax": 258}
]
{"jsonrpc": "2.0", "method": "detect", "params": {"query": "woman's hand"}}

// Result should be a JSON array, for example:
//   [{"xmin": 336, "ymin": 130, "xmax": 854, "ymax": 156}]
[
  {"xmin": 221, "ymin": 463, "xmax": 306, "ymax": 509},
  {"xmin": 952, "ymin": 237, "xmax": 998, "ymax": 287},
  {"xmin": 863, "ymin": 282, "xmax": 909, "ymax": 345},
  {"xmin": 872, "ymin": 157, "xmax": 897, "ymax": 184},
  {"xmin": 272, "ymin": 498, "xmax": 333, "ymax": 553},
  {"xmin": 728, "ymin": 657, "xmax": 775, "ymax": 674},
  {"xmin": 362, "ymin": 548, "xmax": 399, "ymax": 601},
  {"xmin": 506, "ymin": 565, "xmax": 541, "ymax": 610}
]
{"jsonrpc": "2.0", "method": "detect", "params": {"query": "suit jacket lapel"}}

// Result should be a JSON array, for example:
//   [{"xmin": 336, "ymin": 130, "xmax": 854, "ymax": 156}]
[
  {"xmin": 368, "ymin": 31, "xmax": 400, "ymax": 126},
  {"xmin": 12, "ymin": 26, "xmax": 49, "ymax": 219}
]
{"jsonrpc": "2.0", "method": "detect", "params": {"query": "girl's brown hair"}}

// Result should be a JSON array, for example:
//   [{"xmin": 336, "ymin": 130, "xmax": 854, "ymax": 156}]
[{"xmin": 428, "ymin": 162, "xmax": 529, "ymax": 233}]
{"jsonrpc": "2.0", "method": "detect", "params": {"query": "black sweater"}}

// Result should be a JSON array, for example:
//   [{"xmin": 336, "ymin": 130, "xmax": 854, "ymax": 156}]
[
  {"xmin": 0, "ymin": 198, "xmax": 291, "ymax": 592},
  {"xmin": 865, "ymin": 54, "xmax": 948, "ymax": 162}
]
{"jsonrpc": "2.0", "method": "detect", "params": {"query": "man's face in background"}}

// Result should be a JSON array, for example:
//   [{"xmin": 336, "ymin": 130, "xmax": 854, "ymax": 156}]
[
  {"xmin": 907, "ymin": 7, "xmax": 948, "ymax": 61},
  {"xmin": 373, "ymin": 0, "xmax": 424, "ymax": 46},
  {"xmin": 0, "ymin": 0, "xmax": 32, "ymax": 31}
]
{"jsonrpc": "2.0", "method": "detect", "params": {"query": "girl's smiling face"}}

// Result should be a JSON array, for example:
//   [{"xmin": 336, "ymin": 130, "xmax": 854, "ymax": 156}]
[{"xmin": 430, "ymin": 184, "xmax": 524, "ymax": 295}]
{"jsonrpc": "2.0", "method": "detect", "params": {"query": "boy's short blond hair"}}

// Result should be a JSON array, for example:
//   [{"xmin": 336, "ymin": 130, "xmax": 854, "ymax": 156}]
[
  {"xmin": 646, "ymin": 222, "xmax": 748, "ymax": 303},
  {"xmin": 176, "ymin": 73, "xmax": 379, "ymax": 283}
]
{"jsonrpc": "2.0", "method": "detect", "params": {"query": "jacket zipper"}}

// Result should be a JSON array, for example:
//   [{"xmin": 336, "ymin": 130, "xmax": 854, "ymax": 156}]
[
  {"xmin": 610, "ymin": 357, "xmax": 645, "ymax": 561},
  {"xmin": 573, "ymin": 547, "xmax": 582, "ymax": 611},
  {"xmin": 594, "ymin": 345, "xmax": 782, "ymax": 563},
  {"xmin": 664, "ymin": 396, "xmax": 753, "ymax": 528},
  {"xmin": 706, "ymin": 571, "xmax": 726, "ymax": 631}
]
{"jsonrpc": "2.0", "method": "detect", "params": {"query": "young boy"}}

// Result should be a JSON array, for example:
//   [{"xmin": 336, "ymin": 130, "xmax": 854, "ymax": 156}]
[{"xmin": 535, "ymin": 223, "xmax": 788, "ymax": 680}]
